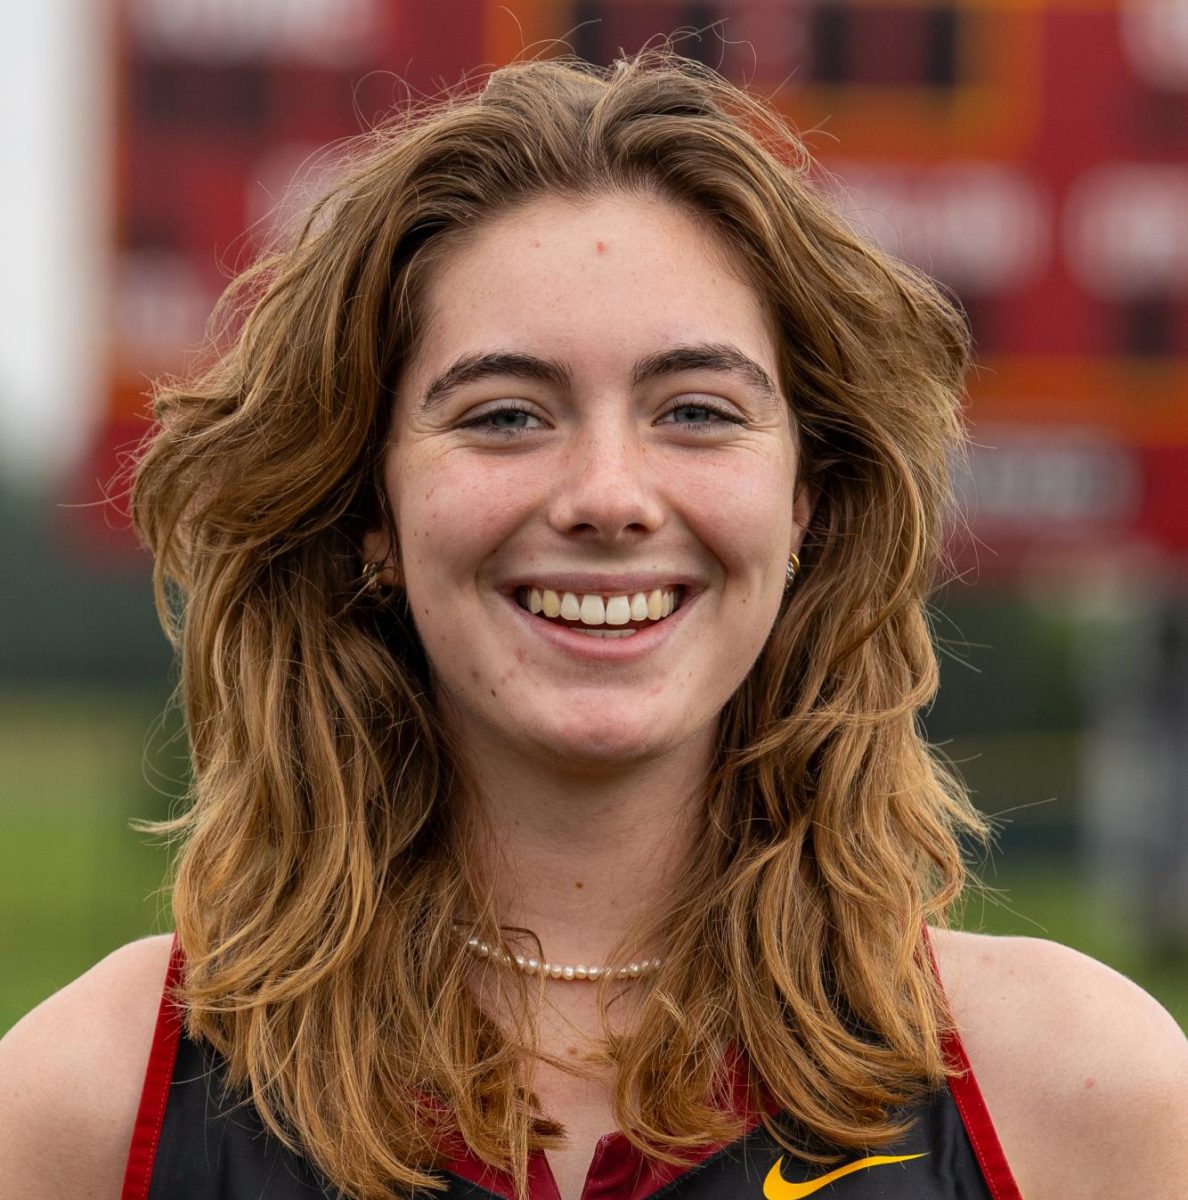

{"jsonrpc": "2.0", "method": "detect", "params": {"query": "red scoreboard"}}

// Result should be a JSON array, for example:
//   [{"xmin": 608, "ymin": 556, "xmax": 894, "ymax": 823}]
[{"xmin": 91, "ymin": 0, "xmax": 1188, "ymax": 573}]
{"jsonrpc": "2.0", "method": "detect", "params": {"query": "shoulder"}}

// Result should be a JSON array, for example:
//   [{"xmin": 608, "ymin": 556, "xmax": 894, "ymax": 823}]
[
  {"xmin": 929, "ymin": 927, "xmax": 1188, "ymax": 1200},
  {"xmin": 0, "ymin": 934, "xmax": 175, "ymax": 1200}
]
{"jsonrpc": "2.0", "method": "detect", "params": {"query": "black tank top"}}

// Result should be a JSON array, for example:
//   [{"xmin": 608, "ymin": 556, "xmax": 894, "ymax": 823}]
[{"xmin": 121, "ymin": 941, "xmax": 1022, "ymax": 1200}]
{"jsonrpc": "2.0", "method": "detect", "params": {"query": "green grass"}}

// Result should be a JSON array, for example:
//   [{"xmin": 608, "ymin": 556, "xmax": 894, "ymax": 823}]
[
  {"xmin": 0, "ymin": 690, "xmax": 175, "ymax": 1032},
  {"xmin": 3, "ymin": 690, "xmax": 1186, "ymax": 1035}
]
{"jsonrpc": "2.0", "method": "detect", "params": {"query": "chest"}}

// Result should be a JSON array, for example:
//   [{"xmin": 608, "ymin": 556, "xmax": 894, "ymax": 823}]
[
  {"xmin": 135, "ymin": 1022, "xmax": 1017, "ymax": 1200},
  {"xmin": 137, "ymin": 1035, "xmax": 1009, "ymax": 1200}
]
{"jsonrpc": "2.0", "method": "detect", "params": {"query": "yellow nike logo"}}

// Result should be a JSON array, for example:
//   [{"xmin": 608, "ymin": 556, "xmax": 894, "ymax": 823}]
[{"xmin": 762, "ymin": 1152, "xmax": 927, "ymax": 1198}]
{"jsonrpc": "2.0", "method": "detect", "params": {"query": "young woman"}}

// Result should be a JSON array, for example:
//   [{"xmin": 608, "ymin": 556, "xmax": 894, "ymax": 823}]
[{"xmin": 1, "ymin": 53, "xmax": 1185, "ymax": 1200}]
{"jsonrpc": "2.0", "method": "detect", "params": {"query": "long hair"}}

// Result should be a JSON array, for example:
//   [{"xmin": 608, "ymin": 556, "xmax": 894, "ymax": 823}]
[{"xmin": 132, "ymin": 49, "xmax": 985, "ymax": 1200}]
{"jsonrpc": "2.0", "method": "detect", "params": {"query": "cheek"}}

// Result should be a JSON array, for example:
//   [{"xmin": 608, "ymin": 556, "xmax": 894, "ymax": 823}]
[
  {"xmin": 391, "ymin": 451, "xmax": 531, "ymax": 586},
  {"xmin": 686, "ymin": 458, "xmax": 794, "ymax": 578}
]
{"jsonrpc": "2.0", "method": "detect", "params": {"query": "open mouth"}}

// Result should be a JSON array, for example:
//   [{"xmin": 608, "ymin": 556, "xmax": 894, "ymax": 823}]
[{"xmin": 515, "ymin": 587, "xmax": 684, "ymax": 638}]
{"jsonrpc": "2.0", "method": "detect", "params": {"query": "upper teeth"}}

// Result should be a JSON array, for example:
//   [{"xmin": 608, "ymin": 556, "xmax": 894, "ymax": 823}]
[{"xmin": 524, "ymin": 587, "xmax": 679, "ymax": 625}]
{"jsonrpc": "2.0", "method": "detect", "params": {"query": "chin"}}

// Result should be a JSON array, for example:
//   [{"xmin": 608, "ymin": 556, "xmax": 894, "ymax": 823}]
[{"xmin": 525, "ymin": 716, "xmax": 678, "ymax": 771}]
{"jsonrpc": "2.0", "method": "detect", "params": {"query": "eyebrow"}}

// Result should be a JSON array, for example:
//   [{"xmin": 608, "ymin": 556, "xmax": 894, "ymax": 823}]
[
  {"xmin": 417, "ymin": 342, "xmax": 780, "ymax": 411},
  {"xmin": 632, "ymin": 344, "xmax": 778, "ymax": 401},
  {"xmin": 420, "ymin": 351, "xmax": 570, "ymax": 409}
]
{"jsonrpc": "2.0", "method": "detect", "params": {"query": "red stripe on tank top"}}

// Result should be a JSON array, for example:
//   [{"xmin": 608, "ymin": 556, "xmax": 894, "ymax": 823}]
[
  {"xmin": 941, "ymin": 1026, "xmax": 1024, "ymax": 1200},
  {"xmin": 922, "ymin": 927, "xmax": 1024, "ymax": 1200},
  {"xmin": 120, "ymin": 936, "xmax": 186, "ymax": 1200}
]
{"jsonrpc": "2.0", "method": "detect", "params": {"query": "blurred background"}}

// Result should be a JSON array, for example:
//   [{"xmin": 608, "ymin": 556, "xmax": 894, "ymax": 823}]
[{"xmin": 3, "ymin": 0, "xmax": 1187, "ymax": 1035}]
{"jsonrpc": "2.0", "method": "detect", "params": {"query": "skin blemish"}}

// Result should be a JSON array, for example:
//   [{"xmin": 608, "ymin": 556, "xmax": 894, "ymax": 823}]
[
  {"xmin": 1084, "ymin": 1077, "xmax": 1096, "ymax": 1090},
  {"xmin": 595, "ymin": 240, "xmax": 607, "ymax": 253},
  {"xmin": 490, "ymin": 688, "xmax": 497, "ymax": 698},
  {"xmin": 574, "ymin": 881, "xmax": 584, "ymax": 890}
]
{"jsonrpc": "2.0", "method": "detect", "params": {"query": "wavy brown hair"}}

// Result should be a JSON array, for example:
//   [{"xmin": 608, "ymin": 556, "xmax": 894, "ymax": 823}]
[{"xmin": 132, "ymin": 49, "xmax": 985, "ymax": 1200}]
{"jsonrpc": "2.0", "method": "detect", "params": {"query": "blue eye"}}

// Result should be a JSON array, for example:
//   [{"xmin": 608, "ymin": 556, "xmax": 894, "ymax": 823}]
[
  {"xmin": 672, "ymin": 405, "xmax": 719, "ymax": 423},
  {"xmin": 486, "ymin": 409, "xmax": 537, "ymax": 430},
  {"xmin": 460, "ymin": 404, "xmax": 543, "ymax": 435},
  {"xmin": 660, "ymin": 402, "xmax": 743, "ymax": 427}
]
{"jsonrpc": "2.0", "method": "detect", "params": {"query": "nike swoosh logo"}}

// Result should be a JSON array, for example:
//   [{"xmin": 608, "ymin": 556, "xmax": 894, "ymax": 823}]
[{"xmin": 762, "ymin": 1152, "xmax": 927, "ymax": 1198}]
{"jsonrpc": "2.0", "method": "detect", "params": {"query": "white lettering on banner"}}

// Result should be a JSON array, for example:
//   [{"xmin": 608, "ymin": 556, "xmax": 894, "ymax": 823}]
[
  {"xmin": 959, "ymin": 427, "xmax": 1141, "ymax": 534},
  {"xmin": 1122, "ymin": 0, "xmax": 1188, "ymax": 89},
  {"xmin": 1066, "ymin": 165, "xmax": 1188, "ymax": 297},
  {"xmin": 825, "ymin": 162, "xmax": 1050, "ymax": 295},
  {"xmin": 131, "ymin": 0, "xmax": 379, "ymax": 65}
]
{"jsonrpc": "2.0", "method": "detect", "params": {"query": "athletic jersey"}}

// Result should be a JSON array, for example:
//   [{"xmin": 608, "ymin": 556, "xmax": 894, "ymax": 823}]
[{"xmin": 121, "ymin": 941, "xmax": 1022, "ymax": 1200}]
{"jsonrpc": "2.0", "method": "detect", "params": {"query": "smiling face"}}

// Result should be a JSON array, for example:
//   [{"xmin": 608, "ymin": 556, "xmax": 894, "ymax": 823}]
[{"xmin": 369, "ymin": 192, "xmax": 811, "ymax": 774}]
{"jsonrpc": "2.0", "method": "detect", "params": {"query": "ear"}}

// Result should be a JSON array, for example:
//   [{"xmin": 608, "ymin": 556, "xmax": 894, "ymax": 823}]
[
  {"xmin": 791, "ymin": 479, "xmax": 816, "ymax": 555},
  {"xmin": 360, "ymin": 528, "xmax": 401, "ymax": 587}
]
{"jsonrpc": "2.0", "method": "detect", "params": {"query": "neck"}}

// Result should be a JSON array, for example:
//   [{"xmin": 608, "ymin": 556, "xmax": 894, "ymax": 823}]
[{"xmin": 458, "ymin": 728, "xmax": 712, "ymax": 970}]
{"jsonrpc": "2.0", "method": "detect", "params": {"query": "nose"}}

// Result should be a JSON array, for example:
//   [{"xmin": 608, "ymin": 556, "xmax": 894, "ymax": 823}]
[{"xmin": 547, "ymin": 421, "xmax": 666, "ymax": 544}]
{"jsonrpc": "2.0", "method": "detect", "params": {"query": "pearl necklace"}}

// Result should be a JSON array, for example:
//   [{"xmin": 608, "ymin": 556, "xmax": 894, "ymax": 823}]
[{"xmin": 460, "ymin": 934, "xmax": 663, "ymax": 982}]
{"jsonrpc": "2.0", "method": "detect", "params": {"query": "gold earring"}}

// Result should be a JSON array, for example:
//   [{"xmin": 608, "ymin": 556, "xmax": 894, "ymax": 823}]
[
  {"xmin": 784, "ymin": 552, "xmax": 801, "ymax": 592},
  {"xmin": 361, "ymin": 561, "xmax": 386, "ymax": 594}
]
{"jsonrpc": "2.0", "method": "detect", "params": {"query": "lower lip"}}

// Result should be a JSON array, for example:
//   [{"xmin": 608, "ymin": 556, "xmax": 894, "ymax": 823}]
[{"xmin": 504, "ymin": 593, "xmax": 695, "ymax": 661}]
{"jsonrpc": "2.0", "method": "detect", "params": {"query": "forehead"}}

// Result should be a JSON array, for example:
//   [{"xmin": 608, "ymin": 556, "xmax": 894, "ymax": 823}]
[{"xmin": 406, "ymin": 192, "xmax": 777, "ymax": 384}]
